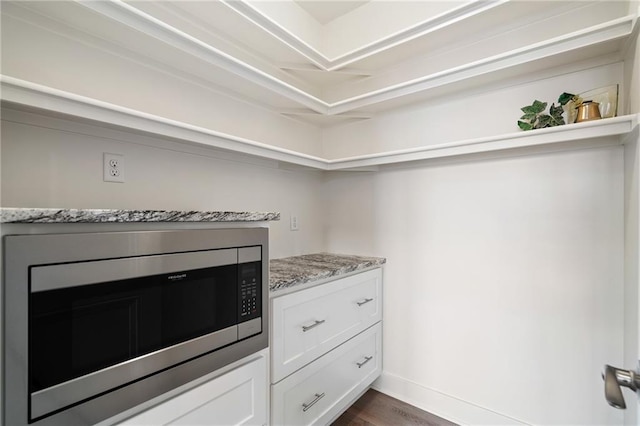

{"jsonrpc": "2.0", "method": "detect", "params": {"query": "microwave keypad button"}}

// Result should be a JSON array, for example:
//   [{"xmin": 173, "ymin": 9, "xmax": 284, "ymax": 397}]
[{"xmin": 239, "ymin": 270, "xmax": 259, "ymax": 319}]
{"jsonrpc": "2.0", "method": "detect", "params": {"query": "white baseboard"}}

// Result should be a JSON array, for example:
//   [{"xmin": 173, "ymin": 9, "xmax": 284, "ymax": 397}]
[{"xmin": 371, "ymin": 372, "xmax": 529, "ymax": 425}]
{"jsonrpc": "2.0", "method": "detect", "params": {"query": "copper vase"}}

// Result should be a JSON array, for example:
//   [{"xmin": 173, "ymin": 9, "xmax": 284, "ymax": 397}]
[{"xmin": 575, "ymin": 100, "xmax": 602, "ymax": 123}]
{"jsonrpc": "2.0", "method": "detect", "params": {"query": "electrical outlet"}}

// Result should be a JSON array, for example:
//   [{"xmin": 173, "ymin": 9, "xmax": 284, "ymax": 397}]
[
  {"xmin": 104, "ymin": 153, "xmax": 125, "ymax": 183},
  {"xmin": 290, "ymin": 214, "xmax": 299, "ymax": 231}
]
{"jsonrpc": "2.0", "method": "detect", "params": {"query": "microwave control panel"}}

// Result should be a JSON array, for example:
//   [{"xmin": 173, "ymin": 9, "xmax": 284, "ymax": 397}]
[{"xmin": 239, "ymin": 261, "xmax": 261, "ymax": 321}]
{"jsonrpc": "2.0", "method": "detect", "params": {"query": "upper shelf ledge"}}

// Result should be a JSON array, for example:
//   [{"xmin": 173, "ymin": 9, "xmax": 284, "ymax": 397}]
[
  {"xmin": 1, "ymin": 76, "xmax": 637, "ymax": 171},
  {"xmin": 330, "ymin": 14, "xmax": 638, "ymax": 114},
  {"xmin": 327, "ymin": 115, "xmax": 639, "ymax": 170},
  {"xmin": 65, "ymin": 1, "xmax": 639, "ymax": 115}
]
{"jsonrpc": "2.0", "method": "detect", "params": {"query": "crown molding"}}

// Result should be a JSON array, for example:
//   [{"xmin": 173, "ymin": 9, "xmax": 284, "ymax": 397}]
[
  {"xmin": 2, "ymin": 76, "xmax": 637, "ymax": 172},
  {"xmin": 219, "ymin": 0, "xmax": 328, "ymax": 70},
  {"xmin": 277, "ymin": 63, "xmax": 372, "ymax": 77},
  {"xmin": 222, "ymin": 0, "xmax": 508, "ymax": 71}
]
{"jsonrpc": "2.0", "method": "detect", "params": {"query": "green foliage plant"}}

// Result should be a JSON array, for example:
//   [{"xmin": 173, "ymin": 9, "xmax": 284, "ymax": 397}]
[
  {"xmin": 518, "ymin": 100, "xmax": 565, "ymax": 131},
  {"xmin": 558, "ymin": 92, "xmax": 583, "ymax": 124},
  {"xmin": 558, "ymin": 92, "xmax": 580, "ymax": 106}
]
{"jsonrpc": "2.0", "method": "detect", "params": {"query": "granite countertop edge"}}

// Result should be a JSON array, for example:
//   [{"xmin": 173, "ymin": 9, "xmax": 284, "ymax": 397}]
[
  {"xmin": 0, "ymin": 208, "xmax": 281, "ymax": 223},
  {"xmin": 269, "ymin": 253, "xmax": 386, "ymax": 292}
]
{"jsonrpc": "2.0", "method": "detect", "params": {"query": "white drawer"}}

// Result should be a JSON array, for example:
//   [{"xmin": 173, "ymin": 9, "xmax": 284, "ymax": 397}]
[
  {"xmin": 117, "ymin": 356, "xmax": 267, "ymax": 426},
  {"xmin": 271, "ymin": 322, "xmax": 382, "ymax": 426},
  {"xmin": 271, "ymin": 268, "xmax": 382, "ymax": 383}
]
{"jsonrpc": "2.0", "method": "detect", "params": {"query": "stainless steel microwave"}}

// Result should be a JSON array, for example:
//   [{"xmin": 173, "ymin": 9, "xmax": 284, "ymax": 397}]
[{"xmin": 3, "ymin": 228, "xmax": 269, "ymax": 425}]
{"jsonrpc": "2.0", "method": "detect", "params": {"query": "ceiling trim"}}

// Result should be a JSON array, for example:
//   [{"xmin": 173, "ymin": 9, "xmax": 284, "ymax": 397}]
[
  {"xmin": 220, "ymin": 0, "xmax": 328, "ymax": 69},
  {"xmin": 324, "ymin": 0, "xmax": 509, "ymax": 71},
  {"xmin": 222, "ymin": 0, "xmax": 508, "ymax": 71}
]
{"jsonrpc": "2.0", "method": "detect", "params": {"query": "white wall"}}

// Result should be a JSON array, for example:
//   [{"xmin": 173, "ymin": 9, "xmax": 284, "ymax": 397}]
[
  {"xmin": 624, "ymin": 133, "xmax": 639, "ymax": 426},
  {"xmin": 320, "ymin": 58, "xmax": 630, "ymax": 423},
  {"xmin": 324, "ymin": 146, "xmax": 625, "ymax": 425},
  {"xmin": 0, "ymin": 108, "xmax": 325, "ymax": 260},
  {"xmin": 623, "ymin": 4, "xmax": 640, "ymax": 422}
]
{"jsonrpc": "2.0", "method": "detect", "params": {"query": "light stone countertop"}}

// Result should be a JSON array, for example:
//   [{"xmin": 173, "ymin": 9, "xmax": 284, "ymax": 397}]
[
  {"xmin": 269, "ymin": 253, "xmax": 386, "ymax": 292},
  {"xmin": 0, "ymin": 208, "xmax": 280, "ymax": 223}
]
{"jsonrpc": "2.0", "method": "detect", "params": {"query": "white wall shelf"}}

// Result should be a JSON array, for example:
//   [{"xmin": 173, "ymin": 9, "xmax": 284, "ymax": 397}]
[
  {"xmin": 327, "ymin": 115, "xmax": 638, "ymax": 170},
  {"xmin": 329, "ymin": 15, "xmax": 637, "ymax": 115},
  {"xmin": 1, "ymin": 76, "xmax": 638, "ymax": 172},
  {"xmin": 3, "ymin": 1, "xmax": 636, "ymax": 125}
]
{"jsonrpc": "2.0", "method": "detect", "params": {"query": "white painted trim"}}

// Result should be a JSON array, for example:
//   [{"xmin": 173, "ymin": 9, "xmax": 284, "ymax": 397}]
[
  {"xmin": 46, "ymin": 1, "xmax": 635, "ymax": 116},
  {"xmin": 222, "ymin": 0, "xmax": 507, "ymax": 70},
  {"xmin": 0, "ymin": 76, "xmax": 329, "ymax": 170},
  {"xmin": 326, "ymin": 115, "xmax": 639, "ymax": 169},
  {"xmin": 278, "ymin": 109, "xmax": 372, "ymax": 119},
  {"xmin": 328, "ymin": 15, "xmax": 637, "ymax": 114},
  {"xmin": 372, "ymin": 372, "xmax": 529, "ymax": 425},
  {"xmin": 277, "ymin": 63, "xmax": 372, "ymax": 77},
  {"xmin": 220, "ymin": 0, "xmax": 328, "ymax": 70},
  {"xmin": 2, "ymin": 77, "xmax": 637, "ymax": 172},
  {"xmin": 77, "ymin": 0, "xmax": 329, "ymax": 114},
  {"xmin": 324, "ymin": 0, "xmax": 508, "ymax": 71}
]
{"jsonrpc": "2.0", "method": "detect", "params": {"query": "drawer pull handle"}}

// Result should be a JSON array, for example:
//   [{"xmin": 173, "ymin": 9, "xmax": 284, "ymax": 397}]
[
  {"xmin": 302, "ymin": 392, "xmax": 325, "ymax": 412},
  {"xmin": 357, "ymin": 356, "xmax": 373, "ymax": 368},
  {"xmin": 302, "ymin": 319, "xmax": 325, "ymax": 332},
  {"xmin": 357, "ymin": 298, "xmax": 374, "ymax": 306}
]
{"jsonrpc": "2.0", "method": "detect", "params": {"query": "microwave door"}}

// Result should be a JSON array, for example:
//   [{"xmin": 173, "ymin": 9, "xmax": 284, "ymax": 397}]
[{"xmin": 29, "ymin": 248, "xmax": 240, "ymax": 420}]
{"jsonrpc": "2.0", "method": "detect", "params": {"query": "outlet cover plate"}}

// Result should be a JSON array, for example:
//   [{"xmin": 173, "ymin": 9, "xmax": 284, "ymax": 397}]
[
  {"xmin": 290, "ymin": 214, "xmax": 299, "ymax": 231},
  {"xmin": 103, "ymin": 153, "xmax": 125, "ymax": 183}
]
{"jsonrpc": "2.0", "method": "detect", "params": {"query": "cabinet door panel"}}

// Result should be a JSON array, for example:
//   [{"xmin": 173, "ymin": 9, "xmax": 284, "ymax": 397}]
[
  {"xmin": 119, "ymin": 356, "xmax": 267, "ymax": 426},
  {"xmin": 272, "ymin": 322, "xmax": 382, "ymax": 426},
  {"xmin": 272, "ymin": 268, "xmax": 382, "ymax": 383}
]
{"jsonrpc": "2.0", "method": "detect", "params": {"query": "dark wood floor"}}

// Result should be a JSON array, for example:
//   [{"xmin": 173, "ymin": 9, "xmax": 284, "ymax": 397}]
[{"xmin": 331, "ymin": 389, "xmax": 457, "ymax": 426}]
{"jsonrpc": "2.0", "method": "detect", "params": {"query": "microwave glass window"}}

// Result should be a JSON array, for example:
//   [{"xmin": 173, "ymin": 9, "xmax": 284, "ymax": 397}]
[
  {"xmin": 29, "ymin": 264, "xmax": 237, "ymax": 393},
  {"xmin": 71, "ymin": 297, "xmax": 140, "ymax": 376}
]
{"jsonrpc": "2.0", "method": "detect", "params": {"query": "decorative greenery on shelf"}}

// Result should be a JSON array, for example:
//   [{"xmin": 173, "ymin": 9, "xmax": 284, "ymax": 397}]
[
  {"xmin": 517, "ymin": 92, "xmax": 583, "ymax": 131},
  {"xmin": 517, "ymin": 100, "xmax": 564, "ymax": 131},
  {"xmin": 558, "ymin": 92, "xmax": 581, "ymax": 107}
]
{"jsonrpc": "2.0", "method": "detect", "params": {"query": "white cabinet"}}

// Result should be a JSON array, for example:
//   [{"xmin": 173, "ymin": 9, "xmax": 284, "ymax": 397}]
[
  {"xmin": 271, "ymin": 268, "xmax": 382, "ymax": 383},
  {"xmin": 270, "ymin": 268, "xmax": 383, "ymax": 426},
  {"xmin": 117, "ymin": 355, "xmax": 267, "ymax": 426},
  {"xmin": 272, "ymin": 323, "xmax": 382, "ymax": 426}
]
